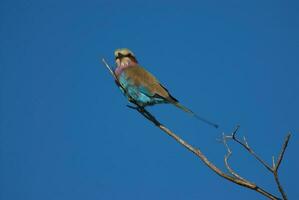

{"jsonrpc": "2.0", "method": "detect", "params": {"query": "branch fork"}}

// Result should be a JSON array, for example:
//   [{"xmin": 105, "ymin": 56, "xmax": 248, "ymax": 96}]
[{"xmin": 222, "ymin": 126, "xmax": 290, "ymax": 200}]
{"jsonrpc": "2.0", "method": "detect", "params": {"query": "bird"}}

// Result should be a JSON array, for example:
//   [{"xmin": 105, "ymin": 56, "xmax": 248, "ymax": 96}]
[{"xmin": 113, "ymin": 48, "xmax": 218, "ymax": 128}]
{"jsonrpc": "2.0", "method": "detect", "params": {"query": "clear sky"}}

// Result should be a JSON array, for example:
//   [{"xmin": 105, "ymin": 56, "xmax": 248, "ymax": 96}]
[{"xmin": 1, "ymin": 0, "xmax": 298, "ymax": 199}]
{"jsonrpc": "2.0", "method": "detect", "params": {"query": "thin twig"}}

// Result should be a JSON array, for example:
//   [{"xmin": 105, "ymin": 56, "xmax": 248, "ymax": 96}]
[
  {"xmin": 275, "ymin": 134, "xmax": 291, "ymax": 172},
  {"xmin": 224, "ymin": 129, "xmax": 291, "ymax": 200},
  {"xmin": 102, "ymin": 58, "xmax": 117, "ymax": 79},
  {"xmin": 272, "ymin": 156, "xmax": 276, "ymax": 168},
  {"xmin": 222, "ymin": 133, "xmax": 247, "ymax": 181},
  {"xmin": 229, "ymin": 129, "xmax": 273, "ymax": 172},
  {"xmin": 273, "ymin": 134, "xmax": 291, "ymax": 200}
]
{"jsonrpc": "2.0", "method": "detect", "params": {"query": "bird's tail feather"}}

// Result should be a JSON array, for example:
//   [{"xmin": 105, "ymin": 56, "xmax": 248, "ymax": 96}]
[{"xmin": 173, "ymin": 102, "xmax": 219, "ymax": 129}]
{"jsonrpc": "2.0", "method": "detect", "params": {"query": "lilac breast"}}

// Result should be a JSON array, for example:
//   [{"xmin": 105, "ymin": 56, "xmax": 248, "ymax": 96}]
[{"xmin": 115, "ymin": 66, "xmax": 124, "ymax": 76}]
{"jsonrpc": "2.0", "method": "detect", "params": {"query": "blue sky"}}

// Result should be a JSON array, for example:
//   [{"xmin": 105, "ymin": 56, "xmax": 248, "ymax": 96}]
[{"xmin": 1, "ymin": 0, "xmax": 298, "ymax": 199}]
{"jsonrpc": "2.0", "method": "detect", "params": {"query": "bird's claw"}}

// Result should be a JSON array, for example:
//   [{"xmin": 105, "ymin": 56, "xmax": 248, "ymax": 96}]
[{"xmin": 126, "ymin": 105, "xmax": 138, "ymax": 110}]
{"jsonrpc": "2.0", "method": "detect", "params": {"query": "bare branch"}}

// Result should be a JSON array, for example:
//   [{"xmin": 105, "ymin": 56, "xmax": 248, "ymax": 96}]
[
  {"xmin": 223, "ymin": 129, "xmax": 291, "ymax": 200},
  {"xmin": 227, "ymin": 128, "xmax": 273, "ymax": 172},
  {"xmin": 273, "ymin": 134, "xmax": 291, "ymax": 200},
  {"xmin": 274, "ymin": 172, "xmax": 287, "ymax": 200},
  {"xmin": 222, "ymin": 133, "xmax": 247, "ymax": 181},
  {"xmin": 272, "ymin": 156, "xmax": 276, "ymax": 168},
  {"xmin": 136, "ymin": 108, "xmax": 280, "ymax": 200},
  {"xmin": 275, "ymin": 134, "xmax": 291, "ymax": 172},
  {"xmin": 102, "ymin": 58, "xmax": 117, "ymax": 80}
]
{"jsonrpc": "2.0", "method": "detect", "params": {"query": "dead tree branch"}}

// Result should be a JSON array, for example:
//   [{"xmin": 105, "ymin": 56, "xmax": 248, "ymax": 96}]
[
  {"xmin": 223, "ymin": 125, "xmax": 273, "ymax": 172},
  {"xmin": 222, "ymin": 131, "xmax": 247, "ymax": 181},
  {"xmin": 132, "ymin": 106, "xmax": 282, "ymax": 200},
  {"xmin": 273, "ymin": 134, "xmax": 291, "ymax": 200},
  {"xmin": 101, "ymin": 58, "xmax": 291, "ymax": 200},
  {"xmin": 222, "ymin": 127, "xmax": 291, "ymax": 200}
]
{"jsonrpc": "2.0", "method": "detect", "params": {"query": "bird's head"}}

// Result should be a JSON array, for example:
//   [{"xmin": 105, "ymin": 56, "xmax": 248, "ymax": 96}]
[{"xmin": 114, "ymin": 48, "xmax": 138, "ymax": 67}]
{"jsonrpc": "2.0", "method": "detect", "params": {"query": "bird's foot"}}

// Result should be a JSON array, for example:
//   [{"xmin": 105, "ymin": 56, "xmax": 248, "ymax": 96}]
[
  {"xmin": 126, "ymin": 104, "xmax": 138, "ymax": 110},
  {"xmin": 126, "ymin": 104, "xmax": 161, "ymax": 126}
]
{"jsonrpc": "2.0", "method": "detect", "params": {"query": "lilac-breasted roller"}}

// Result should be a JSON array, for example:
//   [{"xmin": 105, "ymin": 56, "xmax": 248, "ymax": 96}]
[{"xmin": 114, "ymin": 48, "xmax": 218, "ymax": 128}]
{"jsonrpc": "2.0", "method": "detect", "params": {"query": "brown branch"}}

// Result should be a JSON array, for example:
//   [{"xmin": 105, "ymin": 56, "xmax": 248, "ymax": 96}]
[
  {"xmin": 102, "ymin": 58, "xmax": 117, "ymax": 79},
  {"xmin": 222, "ymin": 133, "xmax": 247, "ymax": 181},
  {"xmin": 223, "ymin": 128, "xmax": 291, "ymax": 200},
  {"xmin": 273, "ymin": 134, "xmax": 291, "ymax": 200},
  {"xmin": 227, "ymin": 125, "xmax": 273, "ymax": 172},
  {"xmin": 275, "ymin": 134, "xmax": 291, "ymax": 171},
  {"xmin": 133, "ymin": 108, "xmax": 280, "ymax": 200},
  {"xmin": 101, "ymin": 58, "xmax": 288, "ymax": 200}
]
